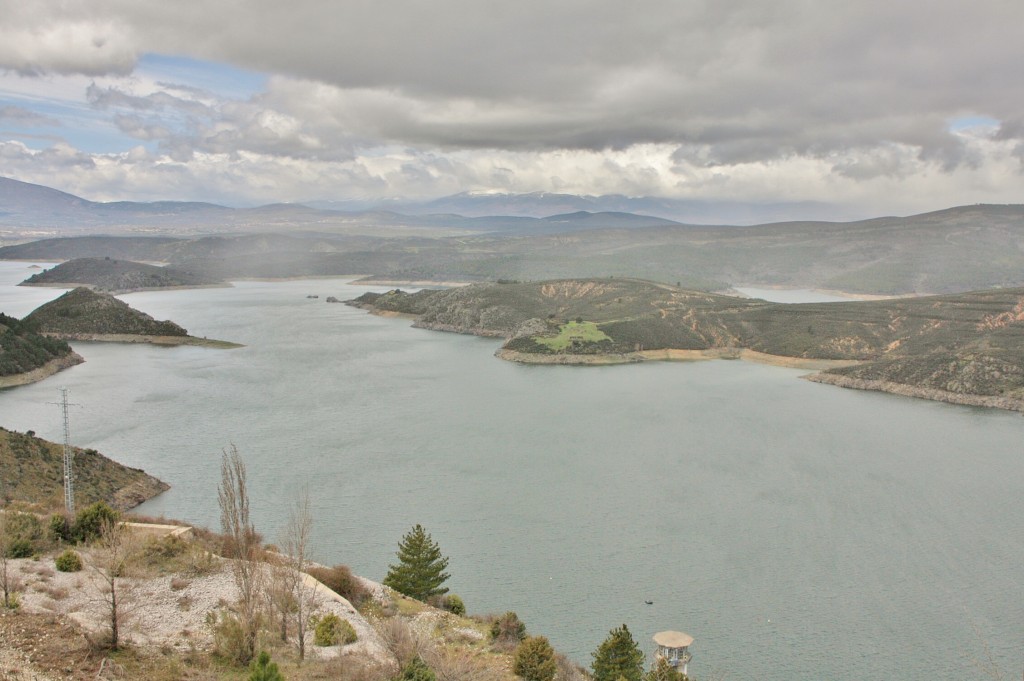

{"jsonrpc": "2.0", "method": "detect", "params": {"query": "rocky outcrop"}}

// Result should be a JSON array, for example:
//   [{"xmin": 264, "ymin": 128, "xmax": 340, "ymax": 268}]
[{"xmin": 804, "ymin": 373, "xmax": 1024, "ymax": 412}]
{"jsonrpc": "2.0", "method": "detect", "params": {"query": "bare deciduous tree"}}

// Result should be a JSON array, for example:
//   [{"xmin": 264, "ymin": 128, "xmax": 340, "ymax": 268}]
[
  {"xmin": 284, "ymin": 487, "xmax": 315, "ymax": 661},
  {"xmin": 218, "ymin": 445, "xmax": 265, "ymax": 664},
  {"xmin": 267, "ymin": 560, "xmax": 297, "ymax": 644},
  {"xmin": 0, "ymin": 510, "xmax": 22, "ymax": 609},
  {"xmin": 90, "ymin": 518, "xmax": 140, "ymax": 650}
]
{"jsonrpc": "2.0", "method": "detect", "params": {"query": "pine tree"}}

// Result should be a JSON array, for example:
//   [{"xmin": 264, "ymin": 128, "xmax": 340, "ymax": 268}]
[
  {"xmin": 592, "ymin": 624, "xmax": 645, "ymax": 681},
  {"xmin": 398, "ymin": 656, "xmax": 437, "ymax": 681},
  {"xmin": 646, "ymin": 656, "xmax": 687, "ymax": 681},
  {"xmin": 383, "ymin": 524, "xmax": 451, "ymax": 601},
  {"xmin": 248, "ymin": 650, "xmax": 285, "ymax": 681},
  {"xmin": 514, "ymin": 635, "xmax": 557, "ymax": 681}
]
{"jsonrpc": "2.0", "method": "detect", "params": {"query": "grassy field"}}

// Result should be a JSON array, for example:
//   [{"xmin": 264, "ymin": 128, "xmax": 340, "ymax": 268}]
[{"xmin": 533, "ymin": 321, "xmax": 611, "ymax": 351}]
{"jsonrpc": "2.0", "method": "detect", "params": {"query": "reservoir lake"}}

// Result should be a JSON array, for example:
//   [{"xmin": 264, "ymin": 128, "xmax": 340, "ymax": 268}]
[{"xmin": 1, "ymin": 261, "xmax": 1021, "ymax": 680}]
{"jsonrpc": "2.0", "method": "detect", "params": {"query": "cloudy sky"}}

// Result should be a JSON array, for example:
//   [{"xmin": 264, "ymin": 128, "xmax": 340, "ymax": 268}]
[{"xmin": 0, "ymin": 0, "xmax": 1022, "ymax": 217}]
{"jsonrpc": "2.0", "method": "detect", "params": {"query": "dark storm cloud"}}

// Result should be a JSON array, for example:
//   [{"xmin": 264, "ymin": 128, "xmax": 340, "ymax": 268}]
[{"xmin": 6, "ymin": 0, "xmax": 1023, "ymax": 165}]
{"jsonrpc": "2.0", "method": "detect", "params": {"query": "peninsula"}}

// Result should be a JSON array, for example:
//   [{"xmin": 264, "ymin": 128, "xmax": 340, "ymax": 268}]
[
  {"xmin": 23, "ymin": 287, "xmax": 242, "ymax": 348},
  {"xmin": 20, "ymin": 257, "xmax": 226, "ymax": 293},
  {"xmin": 349, "ymin": 278, "xmax": 1024, "ymax": 411}
]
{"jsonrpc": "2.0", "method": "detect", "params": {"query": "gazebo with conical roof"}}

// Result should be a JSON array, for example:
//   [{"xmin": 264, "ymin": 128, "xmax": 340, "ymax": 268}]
[{"xmin": 653, "ymin": 630, "xmax": 694, "ymax": 677}]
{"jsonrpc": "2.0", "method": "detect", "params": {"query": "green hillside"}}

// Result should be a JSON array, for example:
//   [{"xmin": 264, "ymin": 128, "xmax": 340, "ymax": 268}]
[
  {"xmin": 24, "ymin": 287, "xmax": 188, "ymax": 337},
  {"xmin": 0, "ymin": 312, "xmax": 78, "ymax": 378},
  {"xmin": 0, "ymin": 427, "xmax": 168, "ymax": 510}
]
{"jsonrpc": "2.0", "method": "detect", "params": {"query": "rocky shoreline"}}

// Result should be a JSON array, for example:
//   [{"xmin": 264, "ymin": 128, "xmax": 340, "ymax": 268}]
[
  {"xmin": 0, "ymin": 352, "xmax": 84, "ymax": 389},
  {"xmin": 804, "ymin": 373, "xmax": 1024, "ymax": 413}
]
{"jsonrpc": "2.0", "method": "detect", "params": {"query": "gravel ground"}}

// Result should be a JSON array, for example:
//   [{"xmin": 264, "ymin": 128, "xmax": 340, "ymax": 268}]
[{"xmin": 4, "ymin": 547, "xmax": 390, "ymax": 663}]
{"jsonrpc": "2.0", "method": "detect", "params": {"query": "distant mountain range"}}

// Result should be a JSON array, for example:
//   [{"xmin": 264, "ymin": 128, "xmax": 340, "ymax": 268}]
[
  {"xmin": 306, "ymin": 191, "xmax": 858, "ymax": 224},
  {"xmin": 0, "ymin": 177, "xmax": 866, "ymax": 240},
  {"xmin": 0, "ymin": 177, "xmax": 700, "ymax": 238},
  {"xmin": 3, "ymin": 176, "xmax": 1024, "ymax": 296}
]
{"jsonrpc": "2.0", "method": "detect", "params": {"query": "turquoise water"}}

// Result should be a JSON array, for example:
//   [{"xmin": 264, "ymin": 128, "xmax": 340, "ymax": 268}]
[{"xmin": 1, "ymin": 262, "xmax": 1021, "ymax": 680}]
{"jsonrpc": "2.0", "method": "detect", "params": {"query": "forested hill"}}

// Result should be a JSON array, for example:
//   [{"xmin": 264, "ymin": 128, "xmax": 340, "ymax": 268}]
[
  {"xmin": 350, "ymin": 279, "xmax": 1024, "ymax": 409},
  {"xmin": 0, "ymin": 312, "xmax": 80, "ymax": 379},
  {"xmin": 24, "ymin": 287, "xmax": 188, "ymax": 337}
]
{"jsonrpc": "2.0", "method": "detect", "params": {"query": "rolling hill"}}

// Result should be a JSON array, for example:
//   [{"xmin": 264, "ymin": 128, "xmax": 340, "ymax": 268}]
[
  {"xmin": 2, "ymin": 204, "xmax": 1024, "ymax": 294},
  {"xmin": 0, "ymin": 427, "xmax": 167, "ymax": 510},
  {"xmin": 24, "ymin": 287, "xmax": 189, "ymax": 338},
  {"xmin": 3, "ymin": 178, "xmax": 1024, "ymax": 295},
  {"xmin": 21, "ymin": 257, "xmax": 224, "ymax": 292},
  {"xmin": 350, "ymin": 278, "xmax": 1024, "ymax": 410}
]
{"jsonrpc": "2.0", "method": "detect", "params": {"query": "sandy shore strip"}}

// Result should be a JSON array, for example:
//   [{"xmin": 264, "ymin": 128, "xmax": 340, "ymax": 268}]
[
  {"xmin": 350, "ymin": 278, "xmax": 474, "ymax": 287},
  {"xmin": 0, "ymin": 352, "xmax": 84, "ymax": 389},
  {"xmin": 20, "ymin": 282, "xmax": 233, "ymax": 293},
  {"xmin": 720, "ymin": 285, "xmax": 909, "ymax": 301},
  {"xmin": 48, "ymin": 333, "xmax": 243, "ymax": 348},
  {"xmin": 495, "ymin": 346, "xmax": 859, "ymax": 370}
]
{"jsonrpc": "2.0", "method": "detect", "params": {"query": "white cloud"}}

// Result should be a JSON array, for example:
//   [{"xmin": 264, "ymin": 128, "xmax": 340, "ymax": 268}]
[{"xmin": 0, "ymin": 0, "xmax": 1022, "ymax": 214}]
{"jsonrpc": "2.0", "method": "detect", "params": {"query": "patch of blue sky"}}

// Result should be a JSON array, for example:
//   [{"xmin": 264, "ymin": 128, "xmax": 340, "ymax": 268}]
[
  {"xmin": 0, "ymin": 94, "xmax": 126, "ymax": 153},
  {"xmin": 948, "ymin": 115, "xmax": 1000, "ymax": 131},
  {"xmin": 137, "ymin": 53, "xmax": 268, "ymax": 101}
]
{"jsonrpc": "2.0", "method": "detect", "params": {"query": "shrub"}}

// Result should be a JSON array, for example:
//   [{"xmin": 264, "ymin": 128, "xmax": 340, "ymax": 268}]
[
  {"xmin": 490, "ymin": 611, "xmax": 527, "ymax": 644},
  {"xmin": 206, "ymin": 610, "xmax": 252, "ymax": 665},
  {"xmin": 440, "ymin": 593, "xmax": 465, "ymax": 616},
  {"xmin": 307, "ymin": 564, "xmax": 370, "ymax": 608},
  {"xmin": 2, "ymin": 591, "xmax": 20, "ymax": 610},
  {"xmin": 72, "ymin": 502, "xmax": 119, "ymax": 543},
  {"xmin": 6, "ymin": 538, "xmax": 33, "ymax": 558},
  {"xmin": 397, "ymin": 657, "xmax": 436, "ymax": 681},
  {"xmin": 6, "ymin": 512, "xmax": 42, "ymax": 538},
  {"xmin": 514, "ymin": 636, "xmax": 557, "ymax": 681},
  {"xmin": 55, "ymin": 549, "xmax": 83, "ymax": 572},
  {"xmin": 313, "ymin": 612, "xmax": 357, "ymax": 646},
  {"xmin": 49, "ymin": 514, "xmax": 71, "ymax": 542}
]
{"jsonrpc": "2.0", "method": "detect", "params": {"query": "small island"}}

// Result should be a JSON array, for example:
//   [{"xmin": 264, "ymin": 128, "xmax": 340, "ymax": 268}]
[{"xmin": 349, "ymin": 278, "xmax": 1024, "ymax": 412}]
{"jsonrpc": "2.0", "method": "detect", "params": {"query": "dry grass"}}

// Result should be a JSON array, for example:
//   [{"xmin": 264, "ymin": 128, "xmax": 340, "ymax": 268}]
[
  {"xmin": 426, "ymin": 644, "xmax": 509, "ymax": 681},
  {"xmin": 33, "ymin": 582, "xmax": 68, "ymax": 600},
  {"xmin": 374, "ymin": 615, "xmax": 428, "ymax": 667}
]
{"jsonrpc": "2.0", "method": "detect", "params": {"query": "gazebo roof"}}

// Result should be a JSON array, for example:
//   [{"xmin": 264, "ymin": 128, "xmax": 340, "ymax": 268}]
[{"xmin": 653, "ymin": 631, "xmax": 694, "ymax": 648}]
